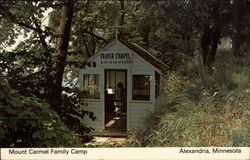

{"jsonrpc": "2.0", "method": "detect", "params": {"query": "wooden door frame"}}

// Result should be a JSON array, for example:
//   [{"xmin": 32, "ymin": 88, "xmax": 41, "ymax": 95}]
[{"xmin": 104, "ymin": 69, "xmax": 127, "ymax": 130}]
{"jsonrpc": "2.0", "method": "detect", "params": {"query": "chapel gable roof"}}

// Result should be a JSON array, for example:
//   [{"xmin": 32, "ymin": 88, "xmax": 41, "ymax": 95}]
[
  {"xmin": 86, "ymin": 39, "xmax": 169, "ymax": 73},
  {"xmin": 119, "ymin": 40, "xmax": 169, "ymax": 73}
]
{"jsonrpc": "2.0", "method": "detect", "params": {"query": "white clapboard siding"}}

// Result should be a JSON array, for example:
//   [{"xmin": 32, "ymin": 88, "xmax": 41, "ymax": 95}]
[
  {"xmin": 102, "ymin": 41, "xmax": 128, "ymax": 52},
  {"xmin": 127, "ymin": 101, "xmax": 155, "ymax": 131},
  {"xmin": 79, "ymin": 39, "xmax": 166, "ymax": 134},
  {"xmin": 131, "ymin": 49, "xmax": 162, "ymax": 73},
  {"xmin": 83, "ymin": 100, "xmax": 104, "ymax": 130}
]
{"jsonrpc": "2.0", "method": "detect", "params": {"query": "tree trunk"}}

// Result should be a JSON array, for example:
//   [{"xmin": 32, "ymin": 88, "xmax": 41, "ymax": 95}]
[
  {"xmin": 200, "ymin": 21, "xmax": 211, "ymax": 67},
  {"xmin": 206, "ymin": 4, "xmax": 222, "ymax": 70},
  {"xmin": 248, "ymin": 1, "xmax": 250, "ymax": 52},
  {"xmin": 47, "ymin": 2, "xmax": 74, "ymax": 116},
  {"xmin": 119, "ymin": 0, "xmax": 125, "ymax": 26},
  {"xmin": 207, "ymin": 23, "xmax": 221, "ymax": 68},
  {"xmin": 200, "ymin": 4, "xmax": 221, "ymax": 70},
  {"xmin": 232, "ymin": 0, "xmax": 243, "ymax": 56},
  {"xmin": 118, "ymin": 0, "xmax": 125, "ymax": 40},
  {"xmin": 196, "ymin": 51, "xmax": 208, "ymax": 87}
]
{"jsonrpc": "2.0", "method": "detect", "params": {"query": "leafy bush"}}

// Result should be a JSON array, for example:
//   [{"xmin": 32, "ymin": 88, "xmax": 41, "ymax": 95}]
[
  {"xmin": 62, "ymin": 87, "xmax": 96, "ymax": 135},
  {"xmin": 0, "ymin": 50, "xmax": 95, "ymax": 144},
  {"xmin": 0, "ymin": 77, "xmax": 82, "ymax": 147}
]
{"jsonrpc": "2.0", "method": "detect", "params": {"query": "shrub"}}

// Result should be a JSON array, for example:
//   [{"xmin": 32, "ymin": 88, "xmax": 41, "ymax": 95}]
[{"xmin": 0, "ymin": 77, "xmax": 82, "ymax": 147}]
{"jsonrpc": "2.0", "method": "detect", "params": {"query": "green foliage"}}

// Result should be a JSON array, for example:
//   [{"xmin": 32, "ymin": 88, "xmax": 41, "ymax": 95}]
[
  {"xmin": 125, "ymin": 50, "xmax": 250, "ymax": 147},
  {"xmin": 0, "ymin": 1, "xmax": 97, "ymax": 145},
  {"xmin": 61, "ymin": 86, "xmax": 96, "ymax": 134},
  {"xmin": 1, "ymin": 0, "xmax": 249, "ymax": 147},
  {"xmin": 0, "ymin": 18, "xmax": 17, "ymax": 50},
  {"xmin": 0, "ymin": 49, "xmax": 95, "ymax": 135},
  {"xmin": 0, "ymin": 77, "xmax": 82, "ymax": 147},
  {"xmin": 224, "ymin": 123, "xmax": 250, "ymax": 146},
  {"xmin": 0, "ymin": 50, "xmax": 50, "ymax": 98}
]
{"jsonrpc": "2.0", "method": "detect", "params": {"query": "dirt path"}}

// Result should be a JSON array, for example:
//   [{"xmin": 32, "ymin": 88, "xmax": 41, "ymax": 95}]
[{"xmin": 85, "ymin": 136, "xmax": 127, "ymax": 147}]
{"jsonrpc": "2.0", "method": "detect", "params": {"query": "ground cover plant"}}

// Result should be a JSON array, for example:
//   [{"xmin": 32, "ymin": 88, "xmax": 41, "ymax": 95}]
[{"xmin": 124, "ymin": 49, "xmax": 250, "ymax": 147}]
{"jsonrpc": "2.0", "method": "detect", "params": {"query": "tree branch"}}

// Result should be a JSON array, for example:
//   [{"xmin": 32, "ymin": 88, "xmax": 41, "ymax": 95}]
[
  {"xmin": 83, "ymin": 31, "xmax": 108, "ymax": 44},
  {"xmin": 0, "ymin": 4, "xmax": 58, "ymax": 38},
  {"xmin": 31, "ymin": 15, "xmax": 49, "ymax": 53},
  {"xmin": 0, "ymin": 4, "xmax": 42, "ymax": 32}
]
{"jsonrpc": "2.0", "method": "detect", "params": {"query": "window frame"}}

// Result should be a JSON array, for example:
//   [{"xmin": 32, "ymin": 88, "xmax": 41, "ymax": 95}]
[
  {"xmin": 132, "ymin": 74, "xmax": 151, "ymax": 101},
  {"xmin": 83, "ymin": 74, "xmax": 100, "ymax": 99},
  {"xmin": 155, "ymin": 71, "xmax": 160, "ymax": 98}
]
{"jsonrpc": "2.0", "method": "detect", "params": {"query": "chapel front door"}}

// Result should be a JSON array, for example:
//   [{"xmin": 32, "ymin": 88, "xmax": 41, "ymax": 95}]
[{"xmin": 104, "ymin": 70, "xmax": 127, "ymax": 131}]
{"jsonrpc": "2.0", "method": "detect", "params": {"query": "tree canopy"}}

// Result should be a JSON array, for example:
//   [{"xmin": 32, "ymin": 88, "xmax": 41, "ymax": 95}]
[{"xmin": 0, "ymin": 0, "xmax": 249, "ymax": 147}]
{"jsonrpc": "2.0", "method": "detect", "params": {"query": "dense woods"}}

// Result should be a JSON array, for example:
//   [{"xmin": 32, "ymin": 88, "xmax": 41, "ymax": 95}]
[{"xmin": 0, "ymin": 0, "xmax": 249, "ymax": 147}]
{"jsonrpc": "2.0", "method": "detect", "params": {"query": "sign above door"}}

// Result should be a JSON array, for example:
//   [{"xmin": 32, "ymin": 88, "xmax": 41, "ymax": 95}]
[{"xmin": 99, "ymin": 52, "xmax": 132, "ymax": 65}]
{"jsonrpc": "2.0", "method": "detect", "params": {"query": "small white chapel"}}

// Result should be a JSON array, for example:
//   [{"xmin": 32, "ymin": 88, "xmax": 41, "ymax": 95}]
[{"xmin": 79, "ymin": 30, "xmax": 168, "ymax": 135}]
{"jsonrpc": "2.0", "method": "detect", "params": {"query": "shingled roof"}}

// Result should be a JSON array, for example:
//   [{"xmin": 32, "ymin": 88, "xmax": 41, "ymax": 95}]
[{"xmin": 120, "ymin": 40, "xmax": 169, "ymax": 73}]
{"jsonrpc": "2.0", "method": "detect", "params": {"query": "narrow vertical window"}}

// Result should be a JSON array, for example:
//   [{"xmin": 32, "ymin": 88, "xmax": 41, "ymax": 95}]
[
  {"xmin": 132, "ymin": 75, "xmax": 150, "ymax": 100},
  {"xmin": 155, "ymin": 71, "xmax": 160, "ymax": 98},
  {"xmin": 83, "ymin": 74, "xmax": 100, "ymax": 99}
]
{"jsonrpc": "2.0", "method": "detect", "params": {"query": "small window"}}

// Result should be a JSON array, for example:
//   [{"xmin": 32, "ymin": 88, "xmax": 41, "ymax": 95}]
[
  {"xmin": 132, "ymin": 75, "xmax": 150, "ymax": 100},
  {"xmin": 155, "ymin": 71, "xmax": 160, "ymax": 98},
  {"xmin": 83, "ymin": 74, "xmax": 100, "ymax": 99}
]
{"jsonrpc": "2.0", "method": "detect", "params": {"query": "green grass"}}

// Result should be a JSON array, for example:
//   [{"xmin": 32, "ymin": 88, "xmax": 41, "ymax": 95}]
[{"xmin": 123, "ymin": 49, "xmax": 250, "ymax": 147}]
